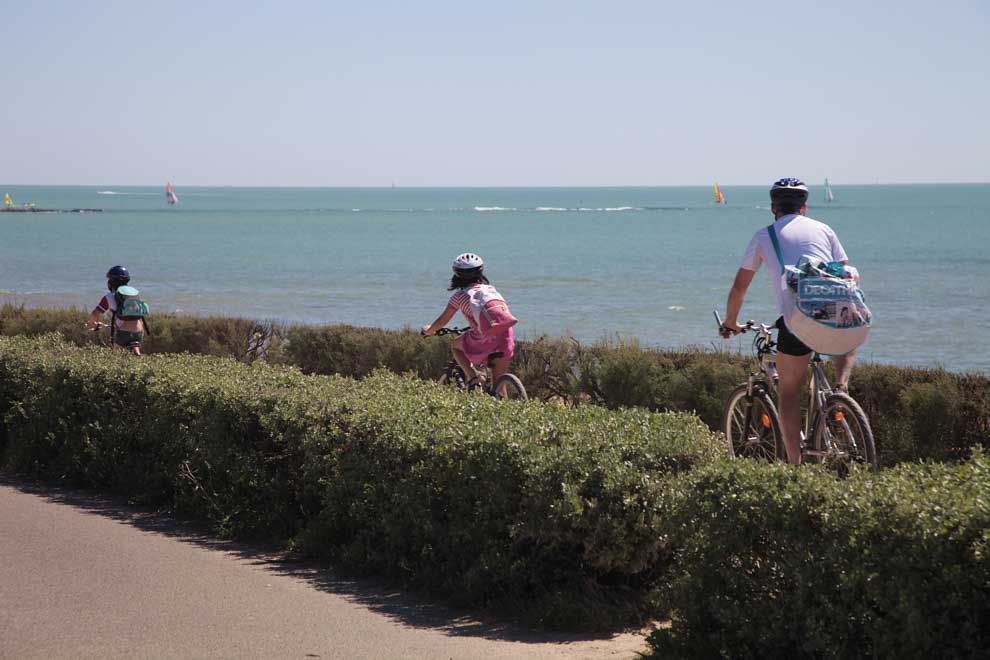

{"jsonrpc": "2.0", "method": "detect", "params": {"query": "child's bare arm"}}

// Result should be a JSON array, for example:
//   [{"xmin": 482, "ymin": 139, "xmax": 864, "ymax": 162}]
[
  {"xmin": 86, "ymin": 308, "xmax": 104, "ymax": 329},
  {"xmin": 422, "ymin": 305, "xmax": 457, "ymax": 336}
]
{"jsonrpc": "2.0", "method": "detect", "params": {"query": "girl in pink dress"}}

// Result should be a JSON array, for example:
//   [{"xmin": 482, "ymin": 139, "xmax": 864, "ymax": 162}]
[{"xmin": 421, "ymin": 253, "xmax": 516, "ymax": 388}]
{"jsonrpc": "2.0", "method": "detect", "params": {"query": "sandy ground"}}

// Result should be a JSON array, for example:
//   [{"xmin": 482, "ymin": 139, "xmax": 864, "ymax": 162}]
[{"xmin": 0, "ymin": 476, "xmax": 651, "ymax": 659}]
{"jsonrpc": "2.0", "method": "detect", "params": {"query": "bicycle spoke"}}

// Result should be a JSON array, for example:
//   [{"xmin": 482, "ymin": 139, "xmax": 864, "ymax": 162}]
[
  {"xmin": 724, "ymin": 385, "xmax": 780, "ymax": 462},
  {"xmin": 820, "ymin": 394, "xmax": 876, "ymax": 472}
]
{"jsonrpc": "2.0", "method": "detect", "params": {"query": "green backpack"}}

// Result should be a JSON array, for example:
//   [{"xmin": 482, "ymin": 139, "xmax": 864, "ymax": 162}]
[{"xmin": 113, "ymin": 285, "xmax": 150, "ymax": 320}]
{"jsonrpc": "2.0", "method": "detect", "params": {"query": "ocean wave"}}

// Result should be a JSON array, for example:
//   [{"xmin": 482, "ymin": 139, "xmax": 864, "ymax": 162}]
[
  {"xmin": 96, "ymin": 191, "xmax": 157, "ymax": 196},
  {"xmin": 536, "ymin": 206, "xmax": 642, "ymax": 212},
  {"xmin": 577, "ymin": 207, "xmax": 642, "ymax": 212},
  {"xmin": 474, "ymin": 206, "xmax": 517, "ymax": 212}
]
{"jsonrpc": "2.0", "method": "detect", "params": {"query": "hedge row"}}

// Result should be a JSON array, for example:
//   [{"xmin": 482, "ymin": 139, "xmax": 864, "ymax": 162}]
[
  {"xmin": 0, "ymin": 334, "xmax": 722, "ymax": 629},
  {"xmin": 649, "ymin": 455, "xmax": 990, "ymax": 658},
  {"xmin": 3, "ymin": 304, "xmax": 988, "ymax": 466},
  {"xmin": 2, "ymin": 335, "xmax": 987, "ymax": 654}
]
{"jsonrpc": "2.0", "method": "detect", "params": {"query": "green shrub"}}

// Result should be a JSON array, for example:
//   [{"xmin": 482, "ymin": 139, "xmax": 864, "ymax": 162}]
[
  {"xmin": 0, "ymin": 303, "xmax": 276, "ymax": 361},
  {"xmin": 0, "ymin": 334, "xmax": 721, "ymax": 628},
  {"xmin": 279, "ymin": 323, "xmax": 447, "ymax": 379},
  {"xmin": 3, "ymin": 333, "xmax": 988, "ymax": 645},
  {"xmin": 648, "ymin": 453, "xmax": 990, "ymax": 658},
  {"xmin": 2, "ymin": 305, "xmax": 988, "ymax": 466}
]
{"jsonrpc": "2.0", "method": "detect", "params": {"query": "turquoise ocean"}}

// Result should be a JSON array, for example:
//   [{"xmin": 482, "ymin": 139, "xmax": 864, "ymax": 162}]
[{"xmin": 2, "ymin": 184, "xmax": 988, "ymax": 374}]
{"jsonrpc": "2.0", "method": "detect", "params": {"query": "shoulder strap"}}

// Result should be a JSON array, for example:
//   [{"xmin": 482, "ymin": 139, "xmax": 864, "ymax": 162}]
[{"xmin": 767, "ymin": 224, "xmax": 785, "ymax": 268}]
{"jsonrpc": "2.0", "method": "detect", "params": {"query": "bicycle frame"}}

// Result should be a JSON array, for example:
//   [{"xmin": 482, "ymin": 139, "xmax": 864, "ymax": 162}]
[
  {"xmin": 740, "ymin": 322, "xmax": 776, "ymax": 398},
  {"xmin": 427, "ymin": 326, "xmax": 526, "ymax": 399},
  {"xmin": 718, "ymin": 312, "xmax": 836, "ymax": 459},
  {"xmin": 441, "ymin": 343, "xmax": 503, "ymax": 393},
  {"xmin": 718, "ymin": 311, "xmax": 874, "ymax": 467},
  {"xmin": 802, "ymin": 354, "xmax": 865, "ymax": 461}
]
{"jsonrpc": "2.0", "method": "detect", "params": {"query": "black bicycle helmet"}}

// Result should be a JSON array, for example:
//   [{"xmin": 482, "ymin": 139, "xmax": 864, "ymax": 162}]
[{"xmin": 106, "ymin": 265, "xmax": 130, "ymax": 290}]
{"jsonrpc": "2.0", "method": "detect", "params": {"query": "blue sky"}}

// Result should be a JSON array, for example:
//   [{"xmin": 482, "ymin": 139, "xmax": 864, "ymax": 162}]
[{"xmin": 2, "ymin": 1, "xmax": 988, "ymax": 186}]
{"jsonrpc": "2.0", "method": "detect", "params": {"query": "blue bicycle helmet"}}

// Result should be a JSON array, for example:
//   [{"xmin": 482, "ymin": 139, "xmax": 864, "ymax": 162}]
[{"xmin": 106, "ymin": 265, "xmax": 130, "ymax": 290}]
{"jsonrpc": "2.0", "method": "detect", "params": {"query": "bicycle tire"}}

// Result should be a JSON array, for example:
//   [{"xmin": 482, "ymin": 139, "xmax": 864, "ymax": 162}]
[
  {"xmin": 721, "ymin": 383, "xmax": 784, "ymax": 462},
  {"xmin": 493, "ymin": 374, "xmax": 527, "ymax": 400},
  {"xmin": 818, "ymin": 392, "xmax": 876, "ymax": 471}
]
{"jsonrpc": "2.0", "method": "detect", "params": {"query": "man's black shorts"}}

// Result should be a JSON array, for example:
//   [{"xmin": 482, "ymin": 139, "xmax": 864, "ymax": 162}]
[{"xmin": 775, "ymin": 317, "xmax": 812, "ymax": 357}]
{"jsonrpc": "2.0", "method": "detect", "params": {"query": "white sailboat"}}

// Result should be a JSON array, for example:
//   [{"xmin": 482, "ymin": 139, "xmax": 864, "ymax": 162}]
[{"xmin": 824, "ymin": 178, "xmax": 834, "ymax": 203}]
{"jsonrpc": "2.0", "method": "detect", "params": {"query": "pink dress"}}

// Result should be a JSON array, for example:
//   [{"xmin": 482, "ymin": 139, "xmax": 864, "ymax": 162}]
[{"xmin": 447, "ymin": 285, "xmax": 516, "ymax": 365}]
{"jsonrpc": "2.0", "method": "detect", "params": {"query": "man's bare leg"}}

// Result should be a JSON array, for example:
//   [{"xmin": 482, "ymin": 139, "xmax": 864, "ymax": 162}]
[
  {"xmin": 831, "ymin": 349, "xmax": 857, "ymax": 390},
  {"xmin": 776, "ymin": 352, "xmax": 812, "ymax": 464}
]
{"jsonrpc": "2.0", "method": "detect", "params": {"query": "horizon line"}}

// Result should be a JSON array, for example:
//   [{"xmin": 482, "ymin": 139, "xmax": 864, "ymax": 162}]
[{"xmin": 3, "ymin": 181, "xmax": 989, "ymax": 189}]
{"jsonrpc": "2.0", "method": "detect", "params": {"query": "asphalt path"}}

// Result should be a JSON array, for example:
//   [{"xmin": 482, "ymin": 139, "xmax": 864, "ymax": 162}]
[{"xmin": 0, "ymin": 476, "xmax": 648, "ymax": 659}]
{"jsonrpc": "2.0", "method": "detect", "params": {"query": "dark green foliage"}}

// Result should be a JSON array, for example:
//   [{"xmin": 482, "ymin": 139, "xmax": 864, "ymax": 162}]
[
  {"xmin": 2, "ymin": 304, "xmax": 988, "ymax": 465},
  {"xmin": 648, "ymin": 454, "xmax": 990, "ymax": 658},
  {"xmin": 279, "ymin": 323, "xmax": 448, "ymax": 379},
  {"xmin": 0, "ymin": 334, "xmax": 720, "ymax": 628},
  {"xmin": 851, "ymin": 363, "xmax": 989, "ymax": 465},
  {"xmin": 2, "ymin": 334, "xmax": 988, "ymax": 649}
]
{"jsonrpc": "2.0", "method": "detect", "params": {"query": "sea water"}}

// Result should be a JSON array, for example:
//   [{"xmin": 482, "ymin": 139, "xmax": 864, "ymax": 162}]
[{"xmin": 1, "ymin": 184, "xmax": 987, "ymax": 373}]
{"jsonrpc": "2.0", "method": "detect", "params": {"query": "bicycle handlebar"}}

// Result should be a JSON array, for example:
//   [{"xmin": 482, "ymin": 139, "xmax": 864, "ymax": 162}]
[
  {"xmin": 423, "ymin": 327, "xmax": 470, "ymax": 337},
  {"xmin": 714, "ymin": 310, "xmax": 760, "ymax": 335}
]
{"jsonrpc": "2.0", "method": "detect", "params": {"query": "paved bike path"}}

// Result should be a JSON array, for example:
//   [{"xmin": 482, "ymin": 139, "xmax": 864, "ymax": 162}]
[{"xmin": 0, "ymin": 477, "xmax": 647, "ymax": 659}]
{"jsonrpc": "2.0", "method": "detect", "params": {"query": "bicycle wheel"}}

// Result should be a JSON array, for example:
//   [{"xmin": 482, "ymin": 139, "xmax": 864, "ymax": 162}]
[
  {"xmin": 493, "ymin": 374, "xmax": 527, "ymax": 400},
  {"xmin": 721, "ymin": 383, "xmax": 783, "ymax": 461},
  {"xmin": 438, "ymin": 364, "xmax": 467, "ymax": 391},
  {"xmin": 819, "ymin": 393, "xmax": 876, "ymax": 471}
]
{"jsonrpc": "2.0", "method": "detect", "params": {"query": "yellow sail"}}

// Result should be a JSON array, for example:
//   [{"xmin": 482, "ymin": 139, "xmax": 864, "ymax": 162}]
[
  {"xmin": 4, "ymin": 193, "xmax": 11, "ymax": 207},
  {"xmin": 714, "ymin": 183, "xmax": 726, "ymax": 204}
]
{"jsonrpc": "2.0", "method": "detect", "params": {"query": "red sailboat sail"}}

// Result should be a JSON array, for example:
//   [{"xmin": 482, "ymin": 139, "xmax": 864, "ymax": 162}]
[{"xmin": 166, "ymin": 182, "xmax": 178, "ymax": 205}]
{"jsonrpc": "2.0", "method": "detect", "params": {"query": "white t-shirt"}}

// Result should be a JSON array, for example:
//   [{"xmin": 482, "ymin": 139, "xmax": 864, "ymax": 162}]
[
  {"xmin": 740, "ymin": 214, "xmax": 848, "ymax": 316},
  {"xmin": 96, "ymin": 292, "xmax": 117, "ymax": 314}
]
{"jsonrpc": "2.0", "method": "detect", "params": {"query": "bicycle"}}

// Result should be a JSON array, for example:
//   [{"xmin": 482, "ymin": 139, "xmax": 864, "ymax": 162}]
[
  {"xmin": 714, "ymin": 311, "xmax": 876, "ymax": 471},
  {"xmin": 425, "ymin": 327, "xmax": 527, "ymax": 400},
  {"xmin": 91, "ymin": 321, "xmax": 143, "ymax": 356}
]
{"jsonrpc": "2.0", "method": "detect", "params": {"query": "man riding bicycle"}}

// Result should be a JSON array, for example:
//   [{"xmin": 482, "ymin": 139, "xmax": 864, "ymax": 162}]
[{"xmin": 719, "ymin": 178, "xmax": 857, "ymax": 465}]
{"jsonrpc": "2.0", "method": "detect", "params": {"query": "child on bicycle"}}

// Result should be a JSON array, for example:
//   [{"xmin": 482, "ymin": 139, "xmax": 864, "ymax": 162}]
[
  {"xmin": 86, "ymin": 265, "xmax": 149, "ymax": 355},
  {"xmin": 421, "ymin": 253, "xmax": 517, "ymax": 389}
]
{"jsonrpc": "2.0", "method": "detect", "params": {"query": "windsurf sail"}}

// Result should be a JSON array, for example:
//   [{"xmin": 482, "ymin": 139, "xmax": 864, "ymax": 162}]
[
  {"xmin": 165, "ymin": 182, "xmax": 178, "ymax": 205},
  {"xmin": 824, "ymin": 178, "xmax": 834, "ymax": 202},
  {"xmin": 714, "ymin": 183, "xmax": 726, "ymax": 204},
  {"xmin": 4, "ymin": 193, "xmax": 11, "ymax": 208}
]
